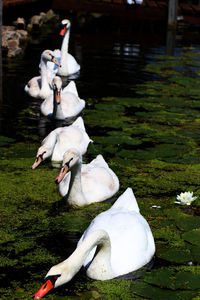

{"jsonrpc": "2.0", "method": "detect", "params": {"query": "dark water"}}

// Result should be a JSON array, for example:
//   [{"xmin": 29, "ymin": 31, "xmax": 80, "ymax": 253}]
[{"xmin": 1, "ymin": 27, "xmax": 169, "ymax": 139}]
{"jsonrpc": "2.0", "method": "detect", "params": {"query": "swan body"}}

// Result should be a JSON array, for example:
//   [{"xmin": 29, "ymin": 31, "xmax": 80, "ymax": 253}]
[
  {"xmin": 25, "ymin": 50, "xmax": 60, "ymax": 99},
  {"xmin": 33, "ymin": 188, "xmax": 155, "ymax": 298},
  {"xmin": 55, "ymin": 149, "xmax": 119, "ymax": 206},
  {"xmin": 31, "ymin": 117, "xmax": 92, "ymax": 169},
  {"xmin": 40, "ymin": 77, "xmax": 85, "ymax": 120},
  {"xmin": 47, "ymin": 19, "xmax": 80, "ymax": 77}
]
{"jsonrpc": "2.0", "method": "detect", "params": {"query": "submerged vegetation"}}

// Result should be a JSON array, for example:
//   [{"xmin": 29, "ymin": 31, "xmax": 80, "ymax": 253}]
[{"xmin": 1, "ymin": 48, "xmax": 200, "ymax": 298}]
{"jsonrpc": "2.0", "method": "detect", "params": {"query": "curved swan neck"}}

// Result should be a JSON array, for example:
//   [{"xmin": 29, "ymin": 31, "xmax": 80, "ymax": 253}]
[
  {"xmin": 55, "ymin": 230, "xmax": 112, "ymax": 285},
  {"xmin": 67, "ymin": 156, "xmax": 87, "ymax": 206},
  {"xmin": 60, "ymin": 29, "xmax": 70, "ymax": 72},
  {"xmin": 52, "ymin": 90, "xmax": 58, "ymax": 118},
  {"xmin": 40, "ymin": 59, "xmax": 50, "ymax": 95}
]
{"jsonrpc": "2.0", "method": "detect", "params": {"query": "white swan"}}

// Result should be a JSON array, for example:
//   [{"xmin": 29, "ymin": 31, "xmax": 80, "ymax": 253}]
[
  {"xmin": 55, "ymin": 148, "xmax": 119, "ymax": 206},
  {"xmin": 47, "ymin": 19, "xmax": 80, "ymax": 77},
  {"xmin": 25, "ymin": 50, "xmax": 60, "ymax": 99},
  {"xmin": 33, "ymin": 188, "xmax": 155, "ymax": 299},
  {"xmin": 31, "ymin": 117, "xmax": 92, "ymax": 169},
  {"xmin": 40, "ymin": 77, "xmax": 85, "ymax": 120}
]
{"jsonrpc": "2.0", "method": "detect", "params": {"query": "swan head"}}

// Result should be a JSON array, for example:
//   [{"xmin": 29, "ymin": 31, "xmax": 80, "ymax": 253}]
[
  {"xmin": 60, "ymin": 19, "xmax": 71, "ymax": 36},
  {"xmin": 53, "ymin": 76, "xmax": 62, "ymax": 91},
  {"xmin": 32, "ymin": 262, "xmax": 73, "ymax": 298},
  {"xmin": 31, "ymin": 146, "xmax": 52, "ymax": 169},
  {"xmin": 52, "ymin": 76, "xmax": 62, "ymax": 105},
  {"xmin": 55, "ymin": 148, "xmax": 80, "ymax": 183},
  {"xmin": 41, "ymin": 50, "xmax": 61, "ymax": 67}
]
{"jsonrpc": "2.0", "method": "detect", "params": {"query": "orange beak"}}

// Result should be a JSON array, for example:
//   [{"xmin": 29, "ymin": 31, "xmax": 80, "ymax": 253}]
[
  {"xmin": 55, "ymin": 165, "xmax": 69, "ymax": 184},
  {"xmin": 55, "ymin": 90, "xmax": 61, "ymax": 104},
  {"xmin": 32, "ymin": 279, "xmax": 54, "ymax": 299},
  {"xmin": 31, "ymin": 156, "xmax": 43, "ymax": 169},
  {"xmin": 52, "ymin": 56, "xmax": 61, "ymax": 67},
  {"xmin": 60, "ymin": 27, "xmax": 66, "ymax": 36}
]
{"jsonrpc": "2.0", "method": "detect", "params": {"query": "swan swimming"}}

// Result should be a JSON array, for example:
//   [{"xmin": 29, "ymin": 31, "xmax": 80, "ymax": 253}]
[
  {"xmin": 31, "ymin": 117, "xmax": 92, "ymax": 169},
  {"xmin": 25, "ymin": 50, "xmax": 60, "ymax": 99},
  {"xmin": 40, "ymin": 77, "xmax": 85, "ymax": 120},
  {"xmin": 55, "ymin": 148, "xmax": 120, "ymax": 206},
  {"xmin": 47, "ymin": 19, "xmax": 80, "ymax": 77},
  {"xmin": 33, "ymin": 188, "xmax": 155, "ymax": 298}
]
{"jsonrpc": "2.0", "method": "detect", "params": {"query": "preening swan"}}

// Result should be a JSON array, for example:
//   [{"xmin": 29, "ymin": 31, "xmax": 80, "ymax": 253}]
[
  {"xmin": 55, "ymin": 148, "xmax": 119, "ymax": 206},
  {"xmin": 40, "ymin": 77, "xmax": 85, "ymax": 120},
  {"xmin": 25, "ymin": 50, "xmax": 60, "ymax": 99},
  {"xmin": 31, "ymin": 117, "xmax": 92, "ymax": 169},
  {"xmin": 47, "ymin": 19, "xmax": 80, "ymax": 77},
  {"xmin": 33, "ymin": 188, "xmax": 155, "ymax": 299}
]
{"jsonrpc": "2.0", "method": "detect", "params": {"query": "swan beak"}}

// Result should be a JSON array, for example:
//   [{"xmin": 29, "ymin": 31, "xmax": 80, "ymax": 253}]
[
  {"xmin": 32, "ymin": 279, "xmax": 54, "ymax": 299},
  {"xmin": 60, "ymin": 27, "xmax": 66, "ymax": 36},
  {"xmin": 56, "ymin": 90, "xmax": 61, "ymax": 104},
  {"xmin": 31, "ymin": 156, "xmax": 43, "ymax": 169},
  {"xmin": 55, "ymin": 165, "xmax": 69, "ymax": 184},
  {"xmin": 52, "ymin": 57, "xmax": 61, "ymax": 67}
]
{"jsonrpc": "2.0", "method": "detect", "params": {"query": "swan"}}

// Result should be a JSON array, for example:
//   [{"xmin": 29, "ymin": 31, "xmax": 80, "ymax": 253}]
[
  {"xmin": 31, "ymin": 117, "xmax": 92, "ymax": 169},
  {"xmin": 40, "ymin": 77, "xmax": 85, "ymax": 120},
  {"xmin": 54, "ymin": 148, "xmax": 120, "ymax": 206},
  {"xmin": 33, "ymin": 188, "xmax": 155, "ymax": 299},
  {"xmin": 25, "ymin": 50, "xmax": 60, "ymax": 99},
  {"xmin": 47, "ymin": 19, "xmax": 80, "ymax": 77}
]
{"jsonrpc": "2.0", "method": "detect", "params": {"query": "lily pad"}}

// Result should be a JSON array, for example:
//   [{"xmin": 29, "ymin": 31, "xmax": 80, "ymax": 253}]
[{"xmin": 182, "ymin": 229, "xmax": 200, "ymax": 246}]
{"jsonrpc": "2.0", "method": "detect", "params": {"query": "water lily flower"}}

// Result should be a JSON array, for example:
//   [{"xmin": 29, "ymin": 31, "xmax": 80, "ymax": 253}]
[{"xmin": 175, "ymin": 192, "xmax": 197, "ymax": 205}]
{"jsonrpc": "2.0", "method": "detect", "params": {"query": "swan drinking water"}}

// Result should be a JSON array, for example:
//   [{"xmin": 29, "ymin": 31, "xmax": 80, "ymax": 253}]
[
  {"xmin": 40, "ymin": 77, "xmax": 85, "ymax": 120},
  {"xmin": 31, "ymin": 117, "xmax": 92, "ymax": 169},
  {"xmin": 25, "ymin": 50, "xmax": 60, "ymax": 99},
  {"xmin": 33, "ymin": 188, "xmax": 155, "ymax": 298},
  {"xmin": 47, "ymin": 19, "xmax": 80, "ymax": 77},
  {"xmin": 55, "ymin": 148, "xmax": 120, "ymax": 206}
]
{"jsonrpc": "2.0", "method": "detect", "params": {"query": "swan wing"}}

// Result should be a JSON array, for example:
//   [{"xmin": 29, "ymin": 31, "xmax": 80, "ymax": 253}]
[
  {"xmin": 62, "ymin": 81, "xmax": 79, "ymax": 97},
  {"xmin": 66, "ymin": 53, "xmax": 80, "ymax": 75},
  {"xmin": 111, "ymin": 188, "xmax": 139, "ymax": 213},
  {"xmin": 59, "ymin": 94, "xmax": 85, "ymax": 118},
  {"xmin": 72, "ymin": 116, "xmax": 86, "ymax": 131}
]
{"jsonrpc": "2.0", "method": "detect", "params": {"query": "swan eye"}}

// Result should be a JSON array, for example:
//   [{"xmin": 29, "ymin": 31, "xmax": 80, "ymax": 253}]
[
  {"xmin": 43, "ymin": 274, "xmax": 61, "ymax": 284},
  {"xmin": 37, "ymin": 151, "xmax": 46, "ymax": 162},
  {"xmin": 65, "ymin": 157, "xmax": 73, "ymax": 168}
]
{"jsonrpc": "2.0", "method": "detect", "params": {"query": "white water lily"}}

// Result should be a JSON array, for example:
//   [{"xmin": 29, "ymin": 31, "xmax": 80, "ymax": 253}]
[{"xmin": 175, "ymin": 192, "xmax": 197, "ymax": 205}]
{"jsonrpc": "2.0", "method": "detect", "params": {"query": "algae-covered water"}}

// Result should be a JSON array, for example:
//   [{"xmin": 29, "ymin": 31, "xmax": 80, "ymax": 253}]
[{"xmin": 1, "ymin": 21, "xmax": 200, "ymax": 299}]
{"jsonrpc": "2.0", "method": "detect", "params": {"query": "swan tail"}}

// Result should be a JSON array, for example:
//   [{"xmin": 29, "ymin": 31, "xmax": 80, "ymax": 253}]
[
  {"xmin": 72, "ymin": 117, "xmax": 85, "ymax": 131},
  {"xmin": 63, "ymin": 81, "xmax": 79, "ymax": 97},
  {"xmin": 112, "ymin": 188, "xmax": 140, "ymax": 213}
]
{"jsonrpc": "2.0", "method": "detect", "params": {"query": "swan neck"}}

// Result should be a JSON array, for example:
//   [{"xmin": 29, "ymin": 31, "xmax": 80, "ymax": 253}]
[
  {"xmin": 40, "ymin": 59, "xmax": 50, "ymax": 93},
  {"xmin": 67, "ymin": 157, "xmax": 87, "ymax": 206},
  {"xmin": 60, "ymin": 30, "xmax": 70, "ymax": 69},
  {"xmin": 61, "ymin": 230, "xmax": 112, "ymax": 282},
  {"xmin": 52, "ymin": 90, "xmax": 58, "ymax": 118}
]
